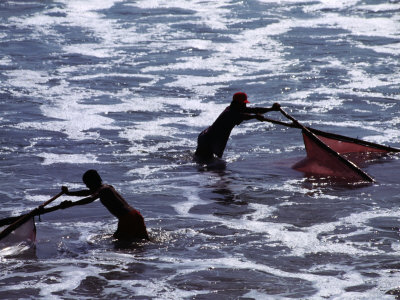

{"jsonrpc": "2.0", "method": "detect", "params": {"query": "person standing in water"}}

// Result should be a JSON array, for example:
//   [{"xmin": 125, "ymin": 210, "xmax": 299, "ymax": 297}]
[
  {"xmin": 60, "ymin": 170, "xmax": 149, "ymax": 241},
  {"xmin": 195, "ymin": 92, "xmax": 280, "ymax": 160}
]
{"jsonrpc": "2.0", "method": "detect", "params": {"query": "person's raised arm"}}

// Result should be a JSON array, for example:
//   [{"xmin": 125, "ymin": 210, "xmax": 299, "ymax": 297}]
[
  {"xmin": 241, "ymin": 103, "xmax": 281, "ymax": 122},
  {"xmin": 241, "ymin": 113, "xmax": 260, "ymax": 121},
  {"xmin": 62, "ymin": 186, "xmax": 92, "ymax": 197},
  {"xmin": 241, "ymin": 113, "xmax": 268, "ymax": 122},
  {"xmin": 245, "ymin": 103, "xmax": 281, "ymax": 114},
  {"xmin": 59, "ymin": 193, "xmax": 99, "ymax": 209}
]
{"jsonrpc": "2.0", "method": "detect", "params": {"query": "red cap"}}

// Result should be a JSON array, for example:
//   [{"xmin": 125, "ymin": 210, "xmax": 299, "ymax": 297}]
[{"xmin": 233, "ymin": 92, "xmax": 250, "ymax": 104}]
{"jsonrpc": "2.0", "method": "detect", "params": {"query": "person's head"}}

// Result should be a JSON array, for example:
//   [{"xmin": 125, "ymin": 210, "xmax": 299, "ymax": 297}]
[
  {"xmin": 230, "ymin": 92, "xmax": 250, "ymax": 109},
  {"xmin": 82, "ymin": 169, "xmax": 102, "ymax": 191}
]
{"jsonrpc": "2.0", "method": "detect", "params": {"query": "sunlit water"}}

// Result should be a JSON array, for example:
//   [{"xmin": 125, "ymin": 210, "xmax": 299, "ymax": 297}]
[{"xmin": 1, "ymin": 1, "xmax": 400, "ymax": 299}]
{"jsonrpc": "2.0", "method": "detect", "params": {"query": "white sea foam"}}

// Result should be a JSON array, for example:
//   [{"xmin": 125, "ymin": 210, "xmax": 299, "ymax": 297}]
[
  {"xmin": 145, "ymin": 254, "xmax": 390, "ymax": 300},
  {"xmin": 131, "ymin": 0, "xmax": 230, "ymax": 30},
  {"xmin": 171, "ymin": 178, "xmax": 398, "ymax": 259},
  {"xmin": 63, "ymin": 44, "xmax": 115, "ymax": 58},
  {"xmin": 154, "ymin": 189, "xmax": 400, "ymax": 298},
  {"xmin": 0, "ymin": 243, "xmax": 32, "ymax": 257},
  {"xmin": 4, "ymin": 0, "xmax": 397, "ymax": 152},
  {"xmin": 358, "ymin": 3, "xmax": 400, "ymax": 13},
  {"xmin": 2, "ymin": 1, "xmax": 400, "ymax": 299},
  {"xmin": 38, "ymin": 153, "xmax": 99, "ymax": 165},
  {"xmin": 5, "ymin": 69, "xmax": 49, "ymax": 91},
  {"xmin": 0, "ymin": 55, "xmax": 12, "ymax": 66}
]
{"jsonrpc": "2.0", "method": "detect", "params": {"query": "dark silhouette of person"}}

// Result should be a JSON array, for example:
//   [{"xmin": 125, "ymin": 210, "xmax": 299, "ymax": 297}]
[
  {"xmin": 60, "ymin": 170, "xmax": 149, "ymax": 241},
  {"xmin": 195, "ymin": 92, "xmax": 280, "ymax": 160}
]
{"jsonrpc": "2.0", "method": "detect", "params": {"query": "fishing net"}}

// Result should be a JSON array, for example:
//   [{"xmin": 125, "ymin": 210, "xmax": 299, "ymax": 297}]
[
  {"xmin": 0, "ymin": 217, "xmax": 36, "ymax": 246},
  {"xmin": 0, "ymin": 191, "xmax": 63, "ymax": 247},
  {"xmin": 293, "ymin": 130, "xmax": 375, "ymax": 181},
  {"xmin": 314, "ymin": 133, "xmax": 391, "ymax": 154},
  {"xmin": 271, "ymin": 107, "xmax": 399, "ymax": 181}
]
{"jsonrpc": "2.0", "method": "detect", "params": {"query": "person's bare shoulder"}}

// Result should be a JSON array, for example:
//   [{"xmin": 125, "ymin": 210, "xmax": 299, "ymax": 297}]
[{"xmin": 98, "ymin": 184, "xmax": 117, "ymax": 195}]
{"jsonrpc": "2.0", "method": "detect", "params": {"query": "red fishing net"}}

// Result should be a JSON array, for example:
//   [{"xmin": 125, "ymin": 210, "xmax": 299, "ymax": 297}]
[
  {"xmin": 293, "ymin": 131, "xmax": 376, "ymax": 181},
  {"xmin": 317, "ymin": 135, "xmax": 389, "ymax": 154}
]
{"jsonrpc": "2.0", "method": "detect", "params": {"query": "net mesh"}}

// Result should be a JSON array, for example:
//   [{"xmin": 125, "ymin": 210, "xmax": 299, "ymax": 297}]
[
  {"xmin": 317, "ymin": 135, "xmax": 389, "ymax": 154},
  {"xmin": 293, "ymin": 131, "xmax": 374, "ymax": 181},
  {"xmin": 0, "ymin": 218, "xmax": 36, "ymax": 246}
]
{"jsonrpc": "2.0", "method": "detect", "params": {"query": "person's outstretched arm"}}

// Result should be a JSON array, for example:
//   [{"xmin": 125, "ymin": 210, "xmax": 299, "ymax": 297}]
[
  {"xmin": 241, "ymin": 113, "xmax": 270, "ymax": 122},
  {"xmin": 62, "ymin": 186, "xmax": 92, "ymax": 197},
  {"xmin": 245, "ymin": 103, "xmax": 281, "ymax": 114},
  {"xmin": 59, "ymin": 193, "xmax": 99, "ymax": 209}
]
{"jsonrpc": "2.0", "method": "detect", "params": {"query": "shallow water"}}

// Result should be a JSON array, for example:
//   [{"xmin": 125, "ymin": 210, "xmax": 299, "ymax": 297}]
[{"xmin": 1, "ymin": 0, "xmax": 400, "ymax": 299}]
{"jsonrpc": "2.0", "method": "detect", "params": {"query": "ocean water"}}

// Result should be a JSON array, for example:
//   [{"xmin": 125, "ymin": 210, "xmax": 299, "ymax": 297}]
[{"xmin": 1, "ymin": 0, "xmax": 400, "ymax": 299}]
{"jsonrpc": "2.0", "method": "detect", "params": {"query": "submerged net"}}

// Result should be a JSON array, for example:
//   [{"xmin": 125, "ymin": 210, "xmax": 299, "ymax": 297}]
[
  {"xmin": 293, "ymin": 130, "xmax": 375, "ymax": 181},
  {"xmin": 0, "ymin": 217, "xmax": 36, "ymax": 246}
]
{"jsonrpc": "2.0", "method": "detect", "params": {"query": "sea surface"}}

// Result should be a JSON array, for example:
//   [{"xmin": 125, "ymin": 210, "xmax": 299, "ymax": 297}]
[{"xmin": 1, "ymin": 0, "xmax": 400, "ymax": 299}]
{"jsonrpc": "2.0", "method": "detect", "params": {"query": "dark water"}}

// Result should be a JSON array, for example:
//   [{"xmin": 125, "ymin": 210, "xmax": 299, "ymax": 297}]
[{"xmin": 1, "ymin": 0, "xmax": 400, "ymax": 299}]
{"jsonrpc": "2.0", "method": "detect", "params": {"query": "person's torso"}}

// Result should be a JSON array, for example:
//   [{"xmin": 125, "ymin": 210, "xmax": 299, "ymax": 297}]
[
  {"xmin": 206, "ymin": 106, "xmax": 244, "ymax": 138},
  {"xmin": 98, "ymin": 184, "xmax": 132, "ymax": 218}
]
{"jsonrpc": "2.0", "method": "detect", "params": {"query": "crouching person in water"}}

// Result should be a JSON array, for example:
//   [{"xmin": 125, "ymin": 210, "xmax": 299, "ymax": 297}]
[{"xmin": 61, "ymin": 170, "xmax": 149, "ymax": 241}]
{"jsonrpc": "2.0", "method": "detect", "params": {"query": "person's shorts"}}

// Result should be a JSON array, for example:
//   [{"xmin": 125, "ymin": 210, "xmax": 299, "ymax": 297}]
[{"xmin": 114, "ymin": 209, "xmax": 149, "ymax": 240}]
